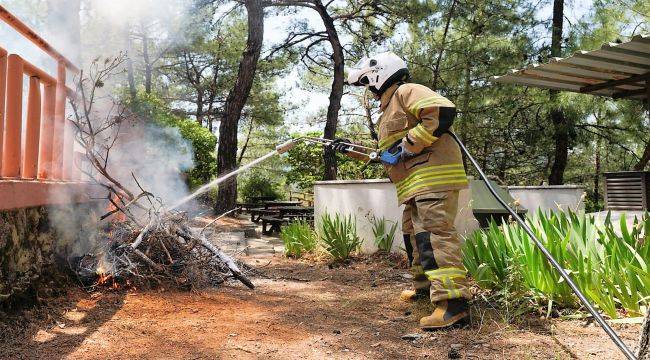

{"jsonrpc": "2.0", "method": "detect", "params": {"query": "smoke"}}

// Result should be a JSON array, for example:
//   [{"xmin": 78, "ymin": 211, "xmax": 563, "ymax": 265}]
[
  {"xmin": 110, "ymin": 118, "xmax": 195, "ymax": 207},
  {"xmin": 0, "ymin": 0, "xmax": 206, "ymax": 259}
]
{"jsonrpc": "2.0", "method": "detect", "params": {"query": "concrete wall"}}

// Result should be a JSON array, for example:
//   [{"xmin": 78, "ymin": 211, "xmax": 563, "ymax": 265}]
[
  {"xmin": 314, "ymin": 179, "xmax": 478, "ymax": 254},
  {"xmin": 0, "ymin": 202, "xmax": 101, "ymax": 305},
  {"xmin": 507, "ymin": 185, "xmax": 585, "ymax": 214}
]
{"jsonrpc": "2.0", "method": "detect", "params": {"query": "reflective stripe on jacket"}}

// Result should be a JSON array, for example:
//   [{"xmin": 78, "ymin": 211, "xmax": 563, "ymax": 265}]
[{"xmin": 378, "ymin": 83, "xmax": 468, "ymax": 204}]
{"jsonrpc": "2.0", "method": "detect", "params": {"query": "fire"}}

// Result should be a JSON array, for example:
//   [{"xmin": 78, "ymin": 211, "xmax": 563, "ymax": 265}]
[
  {"xmin": 106, "ymin": 194, "xmax": 127, "ymax": 222},
  {"xmin": 96, "ymin": 272, "xmax": 112, "ymax": 286}
]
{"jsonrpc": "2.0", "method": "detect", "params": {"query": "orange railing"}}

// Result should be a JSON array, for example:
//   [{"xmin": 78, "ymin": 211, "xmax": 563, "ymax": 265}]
[{"xmin": 0, "ymin": 5, "xmax": 79, "ymax": 182}]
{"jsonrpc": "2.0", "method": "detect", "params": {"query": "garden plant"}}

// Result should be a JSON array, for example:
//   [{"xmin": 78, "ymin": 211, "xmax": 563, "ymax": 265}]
[
  {"xmin": 369, "ymin": 216, "xmax": 399, "ymax": 253},
  {"xmin": 319, "ymin": 213, "xmax": 362, "ymax": 261},
  {"xmin": 280, "ymin": 220, "xmax": 317, "ymax": 258},
  {"xmin": 463, "ymin": 210, "xmax": 650, "ymax": 318}
]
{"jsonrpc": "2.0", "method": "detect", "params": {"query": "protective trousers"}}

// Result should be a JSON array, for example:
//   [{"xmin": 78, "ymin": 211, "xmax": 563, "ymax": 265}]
[{"xmin": 402, "ymin": 190, "xmax": 471, "ymax": 302}]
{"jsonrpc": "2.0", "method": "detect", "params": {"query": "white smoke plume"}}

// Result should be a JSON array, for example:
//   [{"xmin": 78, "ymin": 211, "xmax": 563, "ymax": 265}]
[{"xmin": 0, "ymin": 1, "xmax": 205, "ymax": 258}]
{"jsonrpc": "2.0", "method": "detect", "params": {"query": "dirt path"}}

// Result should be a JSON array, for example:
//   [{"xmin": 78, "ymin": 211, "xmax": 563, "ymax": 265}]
[{"xmin": 0, "ymin": 222, "xmax": 642, "ymax": 359}]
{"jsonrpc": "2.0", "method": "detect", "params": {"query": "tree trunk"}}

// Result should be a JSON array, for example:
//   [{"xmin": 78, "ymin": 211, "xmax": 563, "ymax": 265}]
[
  {"xmin": 142, "ymin": 29, "xmax": 153, "ymax": 94},
  {"xmin": 314, "ymin": 0, "xmax": 344, "ymax": 181},
  {"xmin": 125, "ymin": 29, "xmax": 137, "ymax": 101},
  {"xmin": 547, "ymin": 0, "xmax": 567, "ymax": 185},
  {"xmin": 215, "ymin": 0, "xmax": 264, "ymax": 214},
  {"xmin": 636, "ymin": 142, "xmax": 650, "ymax": 171},
  {"xmin": 635, "ymin": 99, "xmax": 650, "ymax": 170},
  {"xmin": 196, "ymin": 90, "xmax": 205, "ymax": 126},
  {"xmin": 548, "ymin": 107, "xmax": 569, "ymax": 184},
  {"xmin": 238, "ymin": 118, "xmax": 255, "ymax": 165},
  {"xmin": 594, "ymin": 123, "xmax": 601, "ymax": 205}
]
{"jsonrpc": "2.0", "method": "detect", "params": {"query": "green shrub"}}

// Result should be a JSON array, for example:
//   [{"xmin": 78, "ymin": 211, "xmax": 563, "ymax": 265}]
[
  {"xmin": 369, "ymin": 216, "xmax": 398, "ymax": 252},
  {"xmin": 319, "ymin": 213, "xmax": 362, "ymax": 261},
  {"xmin": 280, "ymin": 220, "xmax": 317, "ymax": 258},
  {"xmin": 239, "ymin": 172, "xmax": 282, "ymax": 203},
  {"xmin": 463, "ymin": 210, "xmax": 650, "ymax": 318}
]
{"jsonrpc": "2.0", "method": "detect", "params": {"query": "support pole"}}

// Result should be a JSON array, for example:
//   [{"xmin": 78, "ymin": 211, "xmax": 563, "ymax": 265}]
[
  {"xmin": 51, "ymin": 61, "xmax": 66, "ymax": 179},
  {"xmin": 22, "ymin": 76, "xmax": 41, "ymax": 179},
  {"xmin": 0, "ymin": 48, "xmax": 6, "ymax": 173},
  {"xmin": 1, "ymin": 55, "xmax": 23, "ymax": 178},
  {"xmin": 38, "ymin": 84, "xmax": 56, "ymax": 179}
]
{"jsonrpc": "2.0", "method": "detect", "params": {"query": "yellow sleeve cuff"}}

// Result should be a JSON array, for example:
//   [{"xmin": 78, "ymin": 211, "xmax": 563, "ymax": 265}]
[{"xmin": 408, "ymin": 124, "xmax": 438, "ymax": 147}]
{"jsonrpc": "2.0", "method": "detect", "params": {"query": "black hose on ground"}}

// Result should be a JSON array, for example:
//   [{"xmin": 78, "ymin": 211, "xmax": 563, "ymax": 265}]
[{"xmin": 448, "ymin": 131, "xmax": 636, "ymax": 360}]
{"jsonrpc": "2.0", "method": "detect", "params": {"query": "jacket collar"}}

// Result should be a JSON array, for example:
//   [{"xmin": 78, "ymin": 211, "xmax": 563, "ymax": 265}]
[{"xmin": 379, "ymin": 83, "xmax": 400, "ymax": 111}]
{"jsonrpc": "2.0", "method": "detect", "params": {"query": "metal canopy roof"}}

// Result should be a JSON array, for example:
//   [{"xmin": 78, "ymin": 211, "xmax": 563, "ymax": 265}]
[{"xmin": 492, "ymin": 34, "xmax": 650, "ymax": 100}]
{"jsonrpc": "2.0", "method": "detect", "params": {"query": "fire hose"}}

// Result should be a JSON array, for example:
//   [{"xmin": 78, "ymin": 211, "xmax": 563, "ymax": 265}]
[{"xmin": 173, "ymin": 135, "xmax": 637, "ymax": 359}]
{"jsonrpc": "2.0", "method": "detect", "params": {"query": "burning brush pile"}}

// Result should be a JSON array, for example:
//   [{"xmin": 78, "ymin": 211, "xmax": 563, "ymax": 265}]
[
  {"xmin": 67, "ymin": 56, "xmax": 253, "ymax": 291},
  {"xmin": 72, "ymin": 214, "xmax": 253, "ymax": 291}
]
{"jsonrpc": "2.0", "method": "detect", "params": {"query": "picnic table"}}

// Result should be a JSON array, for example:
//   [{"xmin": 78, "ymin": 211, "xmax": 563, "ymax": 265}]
[
  {"xmin": 249, "ymin": 208, "xmax": 279, "ymax": 223},
  {"xmin": 260, "ymin": 206, "xmax": 315, "ymax": 235},
  {"xmin": 276, "ymin": 206, "xmax": 314, "ymax": 218},
  {"xmin": 263, "ymin": 200, "xmax": 302, "ymax": 208}
]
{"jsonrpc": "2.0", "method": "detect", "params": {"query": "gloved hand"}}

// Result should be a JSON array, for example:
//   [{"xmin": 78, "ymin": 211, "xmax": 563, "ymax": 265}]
[
  {"xmin": 329, "ymin": 138, "xmax": 353, "ymax": 153},
  {"xmin": 400, "ymin": 137, "xmax": 419, "ymax": 160}
]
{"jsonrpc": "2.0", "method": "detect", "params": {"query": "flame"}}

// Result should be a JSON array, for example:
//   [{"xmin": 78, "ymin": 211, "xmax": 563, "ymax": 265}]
[
  {"xmin": 97, "ymin": 272, "xmax": 112, "ymax": 286},
  {"xmin": 106, "ymin": 194, "xmax": 127, "ymax": 222}
]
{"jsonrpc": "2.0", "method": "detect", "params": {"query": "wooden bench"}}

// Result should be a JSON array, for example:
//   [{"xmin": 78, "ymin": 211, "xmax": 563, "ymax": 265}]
[
  {"xmin": 260, "ymin": 216, "xmax": 290, "ymax": 235},
  {"xmin": 236, "ymin": 202, "xmax": 258, "ymax": 214},
  {"xmin": 250, "ymin": 208, "xmax": 279, "ymax": 223}
]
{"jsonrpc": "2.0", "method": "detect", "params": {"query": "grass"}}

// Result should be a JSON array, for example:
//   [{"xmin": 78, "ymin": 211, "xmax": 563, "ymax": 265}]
[
  {"xmin": 463, "ymin": 209, "xmax": 650, "ymax": 318},
  {"xmin": 280, "ymin": 220, "xmax": 317, "ymax": 258},
  {"xmin": 369, "ymin": 216, "xmax": 398, "ymax": 252},
  {"xmin": 319, "ymin": 213, "xmax": 362, "ymax": 261}
]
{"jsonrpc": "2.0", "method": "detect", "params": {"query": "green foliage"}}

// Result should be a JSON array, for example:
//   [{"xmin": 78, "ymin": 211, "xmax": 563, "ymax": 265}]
[
  {"xmin": 319, "ymin": 213, "xmax": 362, "ymax": 261},
  {"xmin": 280, "ymin": 220, "xmax": 317, "ymax": 258},
  {"xmin": 369, "ymin": 216, "xmax": 398, "ymax": 252},
  {"xmin": 463, "ymin": 210, "xmax": 650, "ymax": 318},
  {"xmin": 127, "ymin": 93, "xmax": 217, "ymax": 189},
  {"xmin": 239, "ymin": 171, "xmax": 283, "ymax": 203}
]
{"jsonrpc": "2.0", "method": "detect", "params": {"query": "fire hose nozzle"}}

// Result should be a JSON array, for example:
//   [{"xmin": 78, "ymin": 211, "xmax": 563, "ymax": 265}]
[{"xmin": 276, "ymin": 139, "xmax": 298, "ymax": 154}]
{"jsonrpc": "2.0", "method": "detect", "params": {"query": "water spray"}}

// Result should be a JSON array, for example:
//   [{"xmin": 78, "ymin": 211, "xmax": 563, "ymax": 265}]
[{"xmin": 168, "ymin": 137, "xmax": 377, "ymax": 211}]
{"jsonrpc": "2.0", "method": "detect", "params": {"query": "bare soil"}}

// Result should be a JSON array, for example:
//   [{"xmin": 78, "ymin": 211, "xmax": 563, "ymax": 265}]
[{"xmin": 0, "ymin": 221, "xmax": 642, "ymax": 359}]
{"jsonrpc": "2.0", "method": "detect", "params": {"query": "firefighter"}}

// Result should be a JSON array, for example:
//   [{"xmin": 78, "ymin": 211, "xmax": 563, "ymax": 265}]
[{"xmin": 331, "ymin": 52, "xmax": 471, "ymax": 329}]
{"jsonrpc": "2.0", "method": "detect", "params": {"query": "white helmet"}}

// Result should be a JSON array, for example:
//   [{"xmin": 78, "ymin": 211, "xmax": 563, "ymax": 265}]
[{"xmin": 346, "ymin": 52, "xmax": 409, "ymax": 95}]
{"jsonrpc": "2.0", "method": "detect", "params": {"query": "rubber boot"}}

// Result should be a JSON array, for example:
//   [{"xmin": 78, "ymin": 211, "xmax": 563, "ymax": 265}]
[
  {"xmin": 399, "ymin": 288, "xmax": 430, "ymax": 302},
  {"xmin": 420, "ymin": 298, "xmax": 470, "ymax": 330}
]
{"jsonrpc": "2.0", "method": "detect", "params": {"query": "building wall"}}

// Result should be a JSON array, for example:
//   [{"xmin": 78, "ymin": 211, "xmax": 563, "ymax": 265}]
[
  {"xmin": 507, "ymin": 185, "xmax": 585, "ymax": 213},
  {"xmin": 314, "ymin": 179, "xmax": 479, "ymax": 254}
]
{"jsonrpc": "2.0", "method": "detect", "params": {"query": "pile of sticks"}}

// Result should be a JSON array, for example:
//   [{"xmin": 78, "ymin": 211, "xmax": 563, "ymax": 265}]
[{"xmin": 75, "ymin": 213, "xmax": 253, "ymax": 290}]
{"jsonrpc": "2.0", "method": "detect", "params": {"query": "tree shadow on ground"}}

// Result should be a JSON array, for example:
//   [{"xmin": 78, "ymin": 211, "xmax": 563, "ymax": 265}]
[{"xmin": 0, "ymin": 288, "xmax": 126, "ymax": 360}]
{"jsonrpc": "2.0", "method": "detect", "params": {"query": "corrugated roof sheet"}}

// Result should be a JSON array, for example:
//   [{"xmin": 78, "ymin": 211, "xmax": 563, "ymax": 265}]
[{"xmin": 492, "ymin": 34, "xmax": 650, "ymax": 100}]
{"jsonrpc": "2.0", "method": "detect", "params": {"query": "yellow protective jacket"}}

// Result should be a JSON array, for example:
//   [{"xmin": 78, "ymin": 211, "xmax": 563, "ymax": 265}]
[{"xmin": 377, "ymin": 83, "xmax": 468, "ymax": 204}]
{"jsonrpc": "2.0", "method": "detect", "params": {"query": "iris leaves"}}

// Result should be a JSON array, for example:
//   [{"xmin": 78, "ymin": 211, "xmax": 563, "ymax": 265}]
[{"xmin": 463, "ymin": 210, "xmax": 650, "ymax": 318}]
